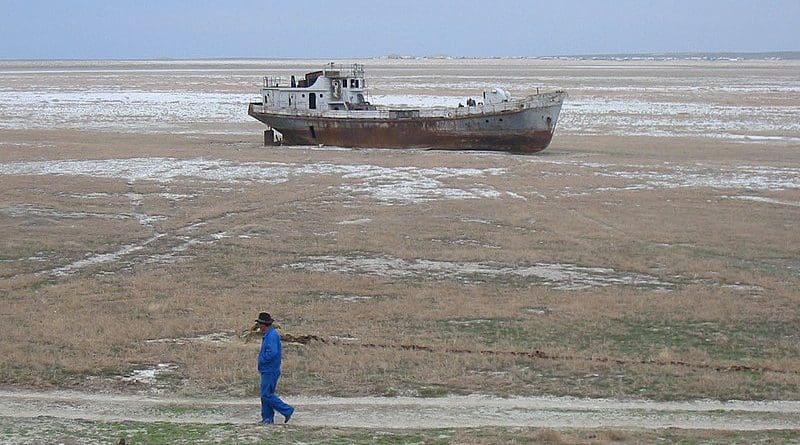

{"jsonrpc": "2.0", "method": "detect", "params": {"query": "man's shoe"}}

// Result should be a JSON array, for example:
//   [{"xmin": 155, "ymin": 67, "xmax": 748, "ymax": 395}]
[
  {"xmin": 284, "ymin": 409, "xmax": 294, "ymax": 424},
  {"xmin": 261, "ymin": 419, "xmax": 274, "ymax": 425}
]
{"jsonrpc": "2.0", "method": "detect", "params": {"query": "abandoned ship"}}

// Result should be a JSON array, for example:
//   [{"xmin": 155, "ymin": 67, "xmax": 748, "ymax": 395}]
[{"xmin": 248, "ymin": 63, "xmax": 565, "ymax": 153}]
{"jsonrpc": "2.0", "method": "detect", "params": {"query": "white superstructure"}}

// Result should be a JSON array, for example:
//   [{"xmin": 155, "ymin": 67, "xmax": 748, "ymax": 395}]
[{"xmin": 261, "ymin": 63, "xmax": 373, "ymax": 112}]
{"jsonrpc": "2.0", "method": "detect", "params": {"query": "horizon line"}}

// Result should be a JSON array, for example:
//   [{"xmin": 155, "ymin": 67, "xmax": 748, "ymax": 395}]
[{"xmin": 2, "ymin": 50, "xmax": 800, "ymax": 63}]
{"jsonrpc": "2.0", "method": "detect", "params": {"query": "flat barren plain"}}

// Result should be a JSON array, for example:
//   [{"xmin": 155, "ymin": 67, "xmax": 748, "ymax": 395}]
[{"xmin": 1, "ymin": 58, "xmax": 799, "ymax": 443}]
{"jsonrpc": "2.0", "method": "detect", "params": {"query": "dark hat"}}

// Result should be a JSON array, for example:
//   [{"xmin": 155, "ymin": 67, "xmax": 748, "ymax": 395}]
[{"xmin": 255, "ymin": 312, "xmax": 274, "ymax": 325}]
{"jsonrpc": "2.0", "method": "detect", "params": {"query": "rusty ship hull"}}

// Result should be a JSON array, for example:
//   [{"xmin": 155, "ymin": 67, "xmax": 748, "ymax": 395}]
[{"xmin": 248, "ymin": 91, "xmax": 565, "ymax": 154}]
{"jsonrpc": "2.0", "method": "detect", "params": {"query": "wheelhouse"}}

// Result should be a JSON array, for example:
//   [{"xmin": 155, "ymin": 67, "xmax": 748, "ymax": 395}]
[{"xmin": 260, "ymin": 63, "xmax": 375, "ymax": 112}]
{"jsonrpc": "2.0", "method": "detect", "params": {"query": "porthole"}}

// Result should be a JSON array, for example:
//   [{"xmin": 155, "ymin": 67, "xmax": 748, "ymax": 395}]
[{"xmin": 319, "ymin": 93, "xmax": 323, "ymax": 98}]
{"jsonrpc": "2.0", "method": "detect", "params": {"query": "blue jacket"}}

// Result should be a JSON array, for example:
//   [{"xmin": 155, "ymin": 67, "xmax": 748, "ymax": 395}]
[{"xmin": 258, "ymin": 326, "xmax": 282, "ymax": 374}]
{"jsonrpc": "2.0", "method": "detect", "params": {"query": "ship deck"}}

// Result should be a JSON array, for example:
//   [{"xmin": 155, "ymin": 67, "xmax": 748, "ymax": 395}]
[{"xmin": 249, "ymin": 92, "xmax": 565, "ymax": 120}]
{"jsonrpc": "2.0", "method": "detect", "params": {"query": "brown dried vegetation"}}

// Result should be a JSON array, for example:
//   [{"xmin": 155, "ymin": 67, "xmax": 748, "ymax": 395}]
[{"xmin": 2, "ymin": 129, "xmax": 798, "ymax": 402}]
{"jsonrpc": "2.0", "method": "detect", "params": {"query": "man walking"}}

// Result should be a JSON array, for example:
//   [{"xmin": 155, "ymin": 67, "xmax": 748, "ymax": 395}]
[{"xmin": 255, "ymin": 312, "xmax": 294, "ymax": 424}]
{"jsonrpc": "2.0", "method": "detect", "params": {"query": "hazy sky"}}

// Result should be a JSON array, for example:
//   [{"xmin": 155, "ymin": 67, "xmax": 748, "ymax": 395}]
[{"xmin": 1, "ymin": 0, "xmax": 798, "ymax": 59}]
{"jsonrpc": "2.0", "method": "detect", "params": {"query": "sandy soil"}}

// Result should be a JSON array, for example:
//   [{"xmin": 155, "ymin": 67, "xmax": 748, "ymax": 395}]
[{"xmin": 2, "ymin": 388, "xmax": 799, "ymax": 431}]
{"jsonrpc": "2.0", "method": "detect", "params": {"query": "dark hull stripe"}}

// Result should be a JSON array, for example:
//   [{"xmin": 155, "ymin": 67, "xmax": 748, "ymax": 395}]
[{"xmin": 248, "ymin": 97, "xmax": 563, "ymax": 153}]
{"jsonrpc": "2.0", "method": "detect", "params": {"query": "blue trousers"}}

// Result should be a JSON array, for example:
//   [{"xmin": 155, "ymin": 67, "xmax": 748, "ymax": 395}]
[{"xmin": 260, "ymin": 371, "xmax": 294, "ymax": 423}]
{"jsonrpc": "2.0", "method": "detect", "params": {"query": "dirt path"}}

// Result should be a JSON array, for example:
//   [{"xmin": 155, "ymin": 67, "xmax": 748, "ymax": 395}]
[{"xmin": 1, "ymin": 389, "xmax": 799, "ymax": 431}]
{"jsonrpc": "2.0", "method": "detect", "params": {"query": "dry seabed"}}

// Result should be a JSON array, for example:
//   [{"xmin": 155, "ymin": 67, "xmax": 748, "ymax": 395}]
[
  {"xmin": 0, "ymin": 168, "xmax": 783, "ymax": 295},
  {"xmin": 1, "ymin": 59, "xmax": 799, "ymax": 439},
  {"xmin": 2, "ymin": 154, "xmax": 796, "ymax": 286},
  {"xmin": 3, "ymin": 156, "xmax": 798, "ymax": 207},
  {"xmin": 0, "ymin": 157, "xmax": 507, "ymax": 203}
]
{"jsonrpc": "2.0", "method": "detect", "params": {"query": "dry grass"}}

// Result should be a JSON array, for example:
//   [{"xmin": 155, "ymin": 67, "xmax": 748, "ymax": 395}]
[{"xmin": 1, "ymin": 126, "xmax": 799, "ymax": 401}]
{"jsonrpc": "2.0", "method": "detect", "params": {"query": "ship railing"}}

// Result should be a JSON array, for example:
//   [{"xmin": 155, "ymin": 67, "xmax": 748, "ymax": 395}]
[
  {"xmin": 263, "ymin": 76, "xmax": 284, "ymax": 87},
  {"xmin": 249, "ymin": 92, "xmax": 564, "ymax": 119},
  {"xmin": 319, "ymin": 63, "xmax": 365, "ymax": 78}
]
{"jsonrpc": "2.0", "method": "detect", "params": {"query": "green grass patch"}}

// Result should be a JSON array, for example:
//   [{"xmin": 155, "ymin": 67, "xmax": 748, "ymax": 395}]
[
  {"xmin": 607, "ymin": 317, "xmax": 800, "ymax": 361},
  {"xmin": 2, "ymin": 417, "xmax": 799, "ymax": 445}
]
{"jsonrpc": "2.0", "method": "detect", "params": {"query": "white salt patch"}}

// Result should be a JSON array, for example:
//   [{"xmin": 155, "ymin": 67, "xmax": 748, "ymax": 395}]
[
  {"xmin": 155, "ymin": 192, "xmax": 197, "ymax": 200},
  {"xmin": 135, "ymin": 214, "xmax": 167, "ymax": 225},
  {"xmin": 0, "ymin": 158, "xmax": 506, "ymax": 204},
  {"xmin": 143, "ymin": 238, "xmax": 205, "ymax": 265},
  {"xmin": 25, "ymin": 217, "xmax": 236, "ymax": 276},
  {"xmin": 590, "ymin": 165, "xmax": 800, "ymax": 193},
  {"xmin": 560, "ymin": 97, "xmax": 800, "ymax": 142},
  {"xmin": 723, "ymin": 134, "xmax": 800, "ymax": 143},
  {"xmin": 525, "ymin": 308, "xmax": 550, "ymax": 315},
  {"xmin": 338, "ymin": 165, "xmax": 505, "ymax": 203},
  {"xmin": 0, "ymin": 255, "xmax": 48, "ymax": 264},
  {"xmin": 448, "ymin": 319, "xmax": 492, "ymax": 326},
  {"xmin": 721, "ymin": 283, "xmax": 764, "ymax": 293},
  {"xmin": 2, "ymin": 142, "xmax": 39, "ymax": 147},
  {"xmin": 722, "ymin": 195, "xmax": 800, "ymax": 207},
  {"xmin": 470, "ymin": 370, "xmax": 509, "ymax": 377},
  {"xmin": 185, "ymin": 222, "xmax": 207, "ymax": 231},
  {"xmin": 285, "ymin": 255, "xmax": 672, "ymax": 290},
  {"xmin": 514, "ymin": 263, "xmax": 669, "ymax": 290},
  {"xmin": 328, "ymin": 294, "xmax": 375, "ymax": 302},
  {"xmin": 338, "ymin": 218, "xmax": 371, "ymax": 225},
  {"xmin": 461, "ymin": 218, "xmax": 494, "ymax": 225},
  {"xmin": 432, "ymin": 238, "xmax": 501, "ymax": 249},
  {"xmin": 145, "ymin": 332, "xmax": 232, "ymax": 345},
  {"xmin": 1, "ymin": 205, "xmax": 129, "ymax": 220},
  {"xmin": 313, "ymin": 231, "xmax": 337, "ymax": 239},
  {"xmin": 330, "ymin": 335, "xmax": 359, "ymax": 342},
  {"xmin": 61, "ymin": 191, "xmax": 197, "ymax": 201},
  {"xmin": 0, "ymin": 90, "xmax": 252, "ymax": 133},
  {"xmin": 121, "ymin": 363, "xmax": 177, "ymax": 385},
  {"xmin": 143, "ymin": 228, "xmax": 245, "ymax": 266},
  {"xmin": 46, "ymin": 234, "xmax": 164, "ymax": 277},
  {"xmin": 18, "ymin": 158, "xmax": 788, "ymax": 202}
]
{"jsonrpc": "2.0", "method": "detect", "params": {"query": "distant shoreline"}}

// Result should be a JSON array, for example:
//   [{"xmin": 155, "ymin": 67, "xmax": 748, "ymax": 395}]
[
  {"xmin": 549, "ymin": 51, "xmax": 800, "ymax": 61},
  {"xmin": 1, "ymin": 51, "xmax": 799, "ymax": 63}
]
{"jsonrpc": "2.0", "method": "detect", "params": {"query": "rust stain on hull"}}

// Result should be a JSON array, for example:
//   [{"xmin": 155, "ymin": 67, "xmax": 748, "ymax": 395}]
[
  {"xmin": 279, "ymin": 119, "xmax": 553, "ymax": 153},
  {"xmin": 249, "ymin": 103, "xmax": 561, "ymax": 154}
]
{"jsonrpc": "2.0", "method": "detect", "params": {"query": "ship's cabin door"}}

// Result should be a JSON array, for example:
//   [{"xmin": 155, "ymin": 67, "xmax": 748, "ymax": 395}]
[{"xmin": 309, "ymin": 93, "xmax": 317, "ymax": 109}]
